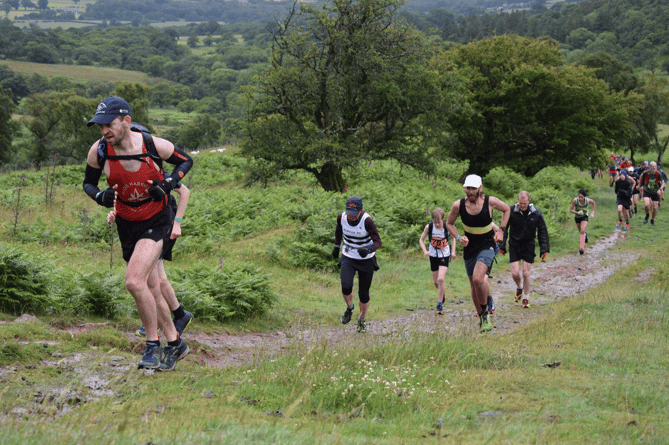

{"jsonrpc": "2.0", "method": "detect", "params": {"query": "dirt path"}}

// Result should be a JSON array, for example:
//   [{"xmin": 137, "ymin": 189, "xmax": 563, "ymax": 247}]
[
  {"xmin": 0, "ymin": 230, "xmax": 646, "ymax": 419},
  {"xmin": 182, "ymin": 230, "xmax": 642, "ymax": 368}
]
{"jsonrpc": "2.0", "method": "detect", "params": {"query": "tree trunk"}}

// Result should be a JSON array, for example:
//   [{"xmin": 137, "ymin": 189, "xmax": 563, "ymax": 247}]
[{"xmin": 314, "ymin": 161, "xmax": 345, "ymax": 192}]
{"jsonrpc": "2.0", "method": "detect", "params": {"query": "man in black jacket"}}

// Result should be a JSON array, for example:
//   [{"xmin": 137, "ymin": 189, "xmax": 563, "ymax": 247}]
[{"xmin": 499, "ymin": 191, "xmax": 550, "ymax": 308}]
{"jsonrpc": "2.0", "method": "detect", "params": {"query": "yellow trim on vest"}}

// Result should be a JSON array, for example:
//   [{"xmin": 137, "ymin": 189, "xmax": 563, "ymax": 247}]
[{"xmin": 463, "ymin": 223, "xmax": 493, "ymax": 235}]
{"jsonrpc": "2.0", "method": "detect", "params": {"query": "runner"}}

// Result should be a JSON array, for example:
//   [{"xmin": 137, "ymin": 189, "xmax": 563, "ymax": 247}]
[
  {"xmin": 628, "ymin": 166, "xmax": 640, "ymax": 215},
  {"xmin": 568, "ymin": 189, "xmax": 596, "ymax": 255},
  {"xmin": 82, "ymin": 96, "xmax": 193, "ymax": 371},
  {"xmin": 446, "ymin": 175, "xmax": 510, "ymax": 333},
  {"xmin": 637, "ymin": 161, "xmax": 665, "ymax": 225},
  {"xmin": 108, "ymin": 179, "xmax": 194, "ymax": 339},
  {"xmin": 614, "ymin": 169, "xmax": 635, "ymax": 230},
  {"xmin": 498, "ymin": 191, "xmax": 549, "ymax": 308},
  {"xmin": 332, "ymin": 196, "xmax": 382, "ymax": 333},
  {"xmin": 419, "ymin": 208, "xmax": 457, "ymax": 315}
]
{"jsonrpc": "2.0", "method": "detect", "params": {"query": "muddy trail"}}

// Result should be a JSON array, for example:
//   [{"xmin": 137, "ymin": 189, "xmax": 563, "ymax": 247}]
[
  {"xmin": 183, "ymin": 230, "xmax": 642, "ymax": 368},
  {"xmin": 0, "ymin": 231, "xmax": 645, "ymax": 418}
]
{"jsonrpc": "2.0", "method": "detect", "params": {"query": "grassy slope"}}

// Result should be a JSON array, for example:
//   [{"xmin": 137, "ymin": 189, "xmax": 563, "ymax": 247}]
[
  {"xmin": 0, "ymin": 60, "xmax": 150, "ymax": 83},
  {"xmin": 0, "ymin": 158, "xmax": 667, "ymax": 443}
]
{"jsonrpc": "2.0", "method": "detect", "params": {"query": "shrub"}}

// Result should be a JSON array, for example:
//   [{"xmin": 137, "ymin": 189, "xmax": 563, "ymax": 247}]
[
  {"xmin": 171, "ymin": 263, "xmax": 278, "ymax": 322},
  {"xmin": 68, "ymin": 272, "xmax": 130, "ymax": 319},
  {"xmin": 0, "ymin": 245, "xmax": 57, "ymax": 314}
]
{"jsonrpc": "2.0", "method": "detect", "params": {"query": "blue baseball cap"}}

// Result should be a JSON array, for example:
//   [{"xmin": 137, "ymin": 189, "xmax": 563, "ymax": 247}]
[
  {"xmin": 345, "ymin": 196, "xmax": 363, "ymax": 216},
  {"xmin": 87, "ymin": 96, "xmax": 131, "ymax": 126}
]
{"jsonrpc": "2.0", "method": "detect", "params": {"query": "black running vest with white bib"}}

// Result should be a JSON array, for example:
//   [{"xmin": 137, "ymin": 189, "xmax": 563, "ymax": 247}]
[{"xmin": 342, "ymin": 213, "xmax": 375, "ymax": 260}]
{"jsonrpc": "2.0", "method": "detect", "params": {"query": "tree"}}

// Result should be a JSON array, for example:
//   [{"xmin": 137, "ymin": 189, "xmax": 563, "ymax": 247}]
[
  {"xmin": 37, "ymin": 0, "xmax": 46, "ymax": 10},
  {"xmin": 187, "ymin": 33, "xmax": 199, "ymax": 48},
  {"xmin": 578, "ymin": 51, "xmax": 638, "ymax": 95},
  {"xmin": 114, "ymin": 82, "xmax": 152, "ymax": 131},
  {"xmin": 167, "ymin": 114, "xmax": 221, "ymax": 150},
  {"xmin": 632, "ymin": 74, "xmax": 669, "ymax": 165},
  {"xmin": 0, "ymin": 88, "xmax": 17, "ymax": 166},
  {"xmin": 438, "ymin": 35, "xmax": 640, "ymax": 177},
  {"xmin": 21, "ymin": 91, "xmax": 98, "ymax": 167},
  {"xmin": 20, "ymin": 0, "xmax": 36, "ymax": 10},
  {"xmin": 241, "ymin": 0, "xmax": 447, "ymax": 192}
]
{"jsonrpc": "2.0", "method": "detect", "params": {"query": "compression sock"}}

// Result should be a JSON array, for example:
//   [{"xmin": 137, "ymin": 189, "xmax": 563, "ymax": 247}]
[{"xmin": 172, "ymin": 306, "xmax": 185, "ymax": 320}]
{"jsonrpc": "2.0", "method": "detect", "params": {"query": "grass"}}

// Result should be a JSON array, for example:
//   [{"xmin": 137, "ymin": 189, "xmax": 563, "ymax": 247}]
[
  {"xmin": 1, "ymin": 252, "xmax": 666, "ymax": 443},
  {"xmin": 0, "ymin": 60, "xmax": 150, "ymax": 83},
  {"xmin": 0, "ymin": 157, "xmax": 668, "ymax": 442}
]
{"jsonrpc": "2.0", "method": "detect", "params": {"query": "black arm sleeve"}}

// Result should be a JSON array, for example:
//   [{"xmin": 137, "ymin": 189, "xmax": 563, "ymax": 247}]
[
  {"xmin": 165, "ymin": 146, "xmax": 193, "ymax": 183},
  {"xmin": 83, "ymin": 164, "xmax": 103, "ymax": 200},
  {"xmin": 334, "ymin": 214, "xmax": 343, "ymax": 246}
]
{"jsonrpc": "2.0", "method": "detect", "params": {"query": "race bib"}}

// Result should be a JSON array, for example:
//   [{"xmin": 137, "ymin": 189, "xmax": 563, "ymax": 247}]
[{"xmin": 430, "ymin": 237, "xmax": 447, "ymax": 250}]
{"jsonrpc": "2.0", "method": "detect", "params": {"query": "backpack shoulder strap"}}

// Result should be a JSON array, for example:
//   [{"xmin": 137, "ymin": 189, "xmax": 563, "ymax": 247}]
[
  {"xmin": 428, "ymin": 220, "xmax": 433, "ymax": 241},
  {"xmin": 129, "ymin": 122, "xmax": 162, "ymax": 171},
  {"xmin": 139, "ymin": 129, "xmax": 162, "ymax": 171}
]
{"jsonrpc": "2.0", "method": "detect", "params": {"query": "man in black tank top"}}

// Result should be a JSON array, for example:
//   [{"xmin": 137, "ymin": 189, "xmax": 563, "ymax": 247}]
[{"xmin": 446, "ymin": 175, "xmax": 510, "ymax": 333}]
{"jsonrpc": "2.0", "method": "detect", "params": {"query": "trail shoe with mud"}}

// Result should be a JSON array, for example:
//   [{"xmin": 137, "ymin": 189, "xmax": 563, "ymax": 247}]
[
  {"xmin": 515, "ymin": 288, "xmax": 523, "ymax": 302},
  {"xmin": 356, "ymin": 317, "xmax": 367, "ymax": 333},
  {"xmin": 158, "ymin": 338, "xmax": 190, "ymax": 372},
  {"xmin": 137, "ymin": 342, "xmax": 162, "ymax": 369},
  {"xmin": 486, "ymin": 295, "xmax": 495, "ymax": 314},
  {"xmin": 173, "ymin": 311, "xmax": 194, "ymax": 335},
  {"xmin": 437, "ymin": 301, "xmax": 444, "ymax": 315},
  {"xmin": 522, "ymin": 298, "xmax": 530, "ymax": 308},
  {"xmin": 479, "ymin": 312, "xmax": 493, "ymax": 333},
  {"xmin": 341, "ymin": 305, "xmax": 354, "ymax": 324}
]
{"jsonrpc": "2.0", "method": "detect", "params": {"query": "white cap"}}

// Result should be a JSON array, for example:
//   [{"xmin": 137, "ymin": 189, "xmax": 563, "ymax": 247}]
[
  {"xmin": 628, "ymin": 166, "xmax": 634, "ymax": 172},
  {"xmin": 463, "ymin": 174, "xmax": 482, "ymax": 188}
]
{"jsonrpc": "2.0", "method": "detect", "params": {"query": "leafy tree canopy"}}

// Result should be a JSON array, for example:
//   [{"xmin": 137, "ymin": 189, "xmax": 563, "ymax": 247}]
[
  {"xmin": 241, "ymin": 0, "xmax": 452, "ymax": 192},
  {"xmin": 437, "ymin": 35, "xmax": 641, "ymax": 177}
]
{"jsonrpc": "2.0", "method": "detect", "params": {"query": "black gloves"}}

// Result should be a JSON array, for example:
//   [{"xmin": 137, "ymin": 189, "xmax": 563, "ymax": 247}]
[
  {"xmin": 95, "ymin": 188, "xmax": 116, "ymax": 208},
  {"xmin": 148, "ymin": 177, "xmax": 175, "ymax": 202},
  {"xmin": 357, "ymin": 247, "xmax": 371, "ymax": 258},
  {"xmin": 332, "ymin": 246, "xmax": 340, "ymax": 259}
]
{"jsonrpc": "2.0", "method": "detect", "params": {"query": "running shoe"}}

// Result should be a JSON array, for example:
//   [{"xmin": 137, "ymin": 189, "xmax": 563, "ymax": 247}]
[
  {"xmin": 624, "ymin": 222, "xmax": 630, "ymax": 230},
  {"xmin": 515, "ymin": 288, "xmax": 523, "ymax": 302},
  {"xmin": 651, "ymin": 219, "xmax": 655, "ymax": 226},
  {"xmin": 158, "ymin": 338, "xmax": 190, "ymax": 372},
  {"xmin": 356, "ymin": 317, "xmax": 367, "ymax": 333},
  {"xmin": 644, "ymin": 215, "xmax": 649, "ymax": 224},
  {"xmin": 479, "ymin": 312, "xmax": 493, "ymax": 333},
  {"xmin": 137, "ymin": 342, "xmax": 162, "ymax": 369},
  {"xmin": 486, "ymin": 295, "xmax": 495, "ymax": 314},
  {"xmin": 135, "ymin": 326, "xmax": 146, "ymax": 337},
  {"xmin": 522, "ymin": 298, "xmax": 530, "ymax": 308},
  {"xmin": 579, "ymin": 249, "xmax": 584, "ymax": 255},
  {"xmin": 341, "ymin": 305, "xmax": 354, "ymax": 324},
  {"xmin": 436, "ymin": 302, "xmax": 444, "ymax": 315},
  {"xmin": 616, "ymin": 220, "xmax": 622, "ymax": 230},
  {"xmin": 173, "ymin": 311, "xmax": 194, "ymax": 335}
]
